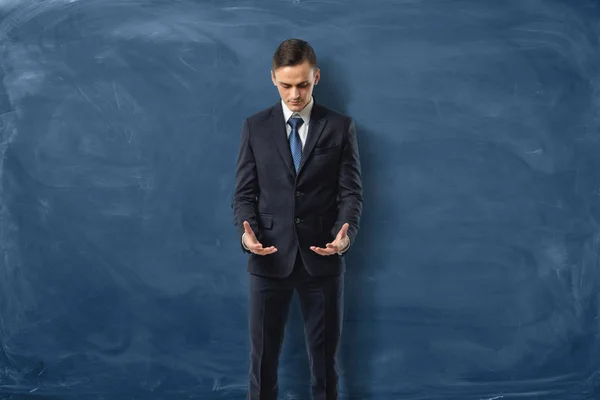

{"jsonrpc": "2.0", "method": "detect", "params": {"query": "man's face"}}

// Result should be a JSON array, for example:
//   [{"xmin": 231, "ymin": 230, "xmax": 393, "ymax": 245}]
[{"xmin": 271, "ymin": 60, "xmax": 320, "ymax": 112}]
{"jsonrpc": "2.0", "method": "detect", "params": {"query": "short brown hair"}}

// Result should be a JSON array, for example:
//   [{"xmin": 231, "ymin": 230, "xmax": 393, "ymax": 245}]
[{"xmin": 272, "ymin": 38, "xmax": 317, "ymax": 70}]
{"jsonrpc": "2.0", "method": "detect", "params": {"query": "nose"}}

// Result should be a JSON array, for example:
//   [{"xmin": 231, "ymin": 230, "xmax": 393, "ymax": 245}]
[{"xmin": 291, "ymin": 87, "xmax": 300, "ymax": 98}]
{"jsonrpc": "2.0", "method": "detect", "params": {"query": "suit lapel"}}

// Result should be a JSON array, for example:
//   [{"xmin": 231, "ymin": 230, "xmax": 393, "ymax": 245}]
[
  {"xmin": 271, "ymin": 102, "xmax": 296, "ymax": 179},
  {"xmin": 298, "ymin": 102, "xmax": 327, "ymax": 174},
  {"xmin": 269, "ymin": 100, "xmax": 328, "ymax": 179}
]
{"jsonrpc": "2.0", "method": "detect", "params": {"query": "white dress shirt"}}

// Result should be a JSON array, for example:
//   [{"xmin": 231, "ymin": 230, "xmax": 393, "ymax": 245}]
[{"xmin": 281, "ymin": 96, "xmax": 314, "ymax": 148}]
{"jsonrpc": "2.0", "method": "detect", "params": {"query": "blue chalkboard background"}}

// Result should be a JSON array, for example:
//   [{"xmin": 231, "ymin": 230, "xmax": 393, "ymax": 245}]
[{"xmin": 1, "ymin": 0, "xmax": 600, "ymax": 399}]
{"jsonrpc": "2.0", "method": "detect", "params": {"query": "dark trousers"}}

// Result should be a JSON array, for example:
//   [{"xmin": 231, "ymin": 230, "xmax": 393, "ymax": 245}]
[{"xmin": 247, "ymin": 251, "xmax": 344, "ymax": 400}]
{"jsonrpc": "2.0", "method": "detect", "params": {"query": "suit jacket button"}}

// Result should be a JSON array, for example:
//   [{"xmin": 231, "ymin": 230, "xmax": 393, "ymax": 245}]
[
  {"xmin": 295, "ymin": 218, "xmax": 301, "ymax": 224},
  {"xmin": 295, "ymin": 191, "xmax": 302, "ymax": 197}
]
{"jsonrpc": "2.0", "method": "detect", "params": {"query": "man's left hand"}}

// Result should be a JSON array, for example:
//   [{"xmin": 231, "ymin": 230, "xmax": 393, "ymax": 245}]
[{"xmin": 310, "ymin": 223, "xmax": 350, "ymax": 256}]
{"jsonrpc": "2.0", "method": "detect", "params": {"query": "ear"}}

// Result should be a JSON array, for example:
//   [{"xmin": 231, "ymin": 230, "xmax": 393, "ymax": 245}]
[
  {"xmin": 313, "ymin": 68, "xmax": 320, "ymax": 86},
  {"xmin": 271, "ymin": 69, "xmax": 277, "ymax": 86}
]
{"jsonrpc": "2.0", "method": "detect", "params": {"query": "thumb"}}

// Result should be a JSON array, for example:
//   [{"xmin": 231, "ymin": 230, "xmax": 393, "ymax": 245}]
[
  {"xmin": 337, "ymin": 223, "xmax": 349, "ymax": 239},
  {"xmin": 243, "ymin": 221, "xmax": 256, "ymax": 237}
]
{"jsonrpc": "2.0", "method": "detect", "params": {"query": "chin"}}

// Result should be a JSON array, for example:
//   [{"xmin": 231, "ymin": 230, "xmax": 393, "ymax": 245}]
[{"xmin": 288, "ymin": 101, "xmax": 304, "ymax": 110}]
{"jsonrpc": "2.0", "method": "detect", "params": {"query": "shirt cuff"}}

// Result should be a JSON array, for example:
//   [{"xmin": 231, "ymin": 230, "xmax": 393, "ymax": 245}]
[
  {"xmin": 338, "ymin": 235, "xmax": 351, "ymax": 254},
  {"xmin": 241, "ymin": 232, "xmax": 249, "ymax": 250}
]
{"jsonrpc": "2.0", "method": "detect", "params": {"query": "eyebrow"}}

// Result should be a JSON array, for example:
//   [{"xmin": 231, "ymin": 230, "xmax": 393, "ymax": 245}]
[{"xmin": 277, "ymin": 80, "xmax": 309, "ymax": 86}]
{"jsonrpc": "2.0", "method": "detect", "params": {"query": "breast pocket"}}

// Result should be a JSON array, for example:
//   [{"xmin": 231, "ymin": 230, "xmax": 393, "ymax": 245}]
[{"xmin": 312, "ymin": 145, "xmax": 339, "ymax": 156}]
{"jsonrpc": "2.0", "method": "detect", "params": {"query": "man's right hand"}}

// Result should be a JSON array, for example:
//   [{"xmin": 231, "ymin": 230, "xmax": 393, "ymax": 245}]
[{"xmin": 242, "ymin": 220, "xmax": 277, "ymax": 255}]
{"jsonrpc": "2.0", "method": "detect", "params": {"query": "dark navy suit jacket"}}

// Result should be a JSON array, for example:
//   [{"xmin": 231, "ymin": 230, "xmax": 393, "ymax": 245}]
[{"xmin": 232, "ymin": 99, "xmax": 363, "ymax": 278}]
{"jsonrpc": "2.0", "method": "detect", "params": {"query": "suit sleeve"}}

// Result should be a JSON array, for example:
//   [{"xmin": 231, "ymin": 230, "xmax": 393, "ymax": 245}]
[
  {"xmin": 231, "ymin": 118, "xmax": 258, "ymax": 253},
  {"xmin": 332, "ymin": 118, "xmax": 363, "ymax": 253}
]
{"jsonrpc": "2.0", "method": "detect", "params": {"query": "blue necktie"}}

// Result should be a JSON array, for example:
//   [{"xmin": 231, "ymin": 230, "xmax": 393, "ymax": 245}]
[{"xmin": 288, "ymin": 115, "xmax": 304, "ymax": 172}]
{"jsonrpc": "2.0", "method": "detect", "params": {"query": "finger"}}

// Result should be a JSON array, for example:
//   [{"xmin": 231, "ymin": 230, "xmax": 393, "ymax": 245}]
[
  {"xmin": 326, "ymin": 242, "xmax": 343, "ymax": 253},
  {"xmin": 248, "ymin": 242, "xmax": 265, "ymax": 252},
  {"xmin": 248, "ymin": 242, "xmax": 275, "ymax": 253},
  {"xmin": 337, "ymin": 223, "xmax": 349, "ymax": 238},
  {"xmin": 243, "ymin": 221, "xmax": 255, "ymax": 236},
  {"xmin": 313, "ymin": 248, "xmax": 333, "ymax": 256},
  {"xmin": 254, "ymin": 246, "xmax": 277, "ymax": 255},
  {"xmin": 310, "ymin": 246, "xmax": 335, "ymax": 256}
]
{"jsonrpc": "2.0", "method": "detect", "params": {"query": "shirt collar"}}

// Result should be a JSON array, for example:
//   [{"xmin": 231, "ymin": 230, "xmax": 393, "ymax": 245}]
[{"xmin": 281, "ymin": 96, "xmax": 314, "ymax": 124}]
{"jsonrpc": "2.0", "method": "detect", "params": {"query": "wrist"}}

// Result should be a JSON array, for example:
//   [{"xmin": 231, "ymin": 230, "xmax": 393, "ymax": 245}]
[{"xmin": 337, "ymin": 236, "xmax": 350, "ymax": 254}]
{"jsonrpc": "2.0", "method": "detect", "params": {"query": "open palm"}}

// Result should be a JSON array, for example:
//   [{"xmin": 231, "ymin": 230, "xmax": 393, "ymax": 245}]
[
  {"xmin": 310, "ymin": 223, "xmax": 349, "ymax": 256},
  {"xmin": 242, "ymin": 221, "xmax": 277, "ymax": 255}
]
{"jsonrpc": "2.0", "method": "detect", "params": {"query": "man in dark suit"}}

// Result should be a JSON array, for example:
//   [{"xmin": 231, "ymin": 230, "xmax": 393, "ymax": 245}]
[{"xmin": 232, "ymin": 38, "xmax": 363, "ymax": 400}]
